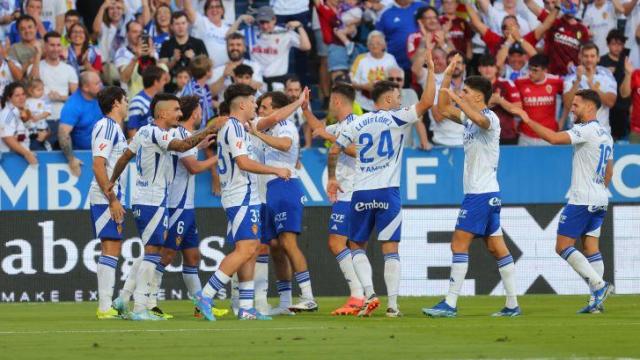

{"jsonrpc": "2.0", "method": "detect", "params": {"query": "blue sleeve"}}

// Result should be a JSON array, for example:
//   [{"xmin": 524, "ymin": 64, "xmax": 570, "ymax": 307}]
[
  {"xmin": 375, "ymin": 14, "xmax": 385, "ymax": 32},
  {"xmin": 9, "ymin": 23, "xmax": 19, "ymax": 44},
  {"xmin": 127, "ymin": 114, "xmax": 143, "ymax": 130},
  {"xmin": 60, "ymin": 99, "xmax": 80, "ymax": 127}
]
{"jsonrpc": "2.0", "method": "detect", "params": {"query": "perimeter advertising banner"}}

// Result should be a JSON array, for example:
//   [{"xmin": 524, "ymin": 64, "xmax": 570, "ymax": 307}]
[{"xmin": 1, "ymin": 205, "xmax": 639, "ymax": 302}]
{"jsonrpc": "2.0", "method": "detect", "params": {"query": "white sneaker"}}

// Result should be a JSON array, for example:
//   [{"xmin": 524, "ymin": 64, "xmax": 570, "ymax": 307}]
[
  {"xmin": 385, "ymin": 307, "xmax": 403, "ymax": 318},
  {"xmin": 269, "ymin": 306, "xmax": 296, "ymax": 316},
  {"xmin": 288, "ymin": 298, "xmax": 319, "ymax": 313}
]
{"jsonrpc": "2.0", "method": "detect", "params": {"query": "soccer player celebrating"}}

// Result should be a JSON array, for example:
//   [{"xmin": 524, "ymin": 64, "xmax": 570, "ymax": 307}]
[
  {"xmin": 302, "ymin": 83, "xmax": 366, "ymax": 315},
  {"xmin": 423, "ymin": 55, "xmax": 521, "ymax": 318},
  {"xmin": 193, "ymin": 84, "xmax": 291, "ymax": 321},
  {"xmin": 109, "ymin": 93, "xmax": 221, "ymax": 321},
  {"xmin": 327, "ymin": 50, "xmax": 436, "ymax": 317},
  {"xmin": 512, "ymin": 89, "xmax": 614, "ymax": 313},
  {"xmin": 91, "ymin": 86, "xmax": 129, "ymax": 319}
]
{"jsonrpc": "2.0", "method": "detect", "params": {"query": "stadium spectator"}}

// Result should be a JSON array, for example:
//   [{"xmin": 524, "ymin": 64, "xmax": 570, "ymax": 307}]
[
  {"xmin": 210, "ymin": 32, "xmax": 264, "ymax": 98},
  {"xmin": 350, "ymin": 31, "xmax": 399, "ymax": 112},
  {"xmin": 127, "ymin": 65, "xmax": 168, "ymax": 138},
  {"xmin": 272, "ymin": 0, "xmax": 313, "ymax": 84},
  {"xmin": 620, "ymin": 58, "xmax": 640, "ymax": 143},
  {"xmin": 58, "ymin": 71, "xmax": 104, "ymax": 177},
  {"xmin": 599, "ymin": 30, "xmax": 631, "ymax": 140},
  {"xmin": 623, "ymin": 0, "xmax": 640, "ymax": 68},
  {"xmin": 180, "ymin": 55, "xmax": 215, "ymax": 129},
  {"xmin": 477, "ymin": 55, "xmax": 522, "ymax": 145},
  {"xmin": 159, "ymin": 11, "xmax": 208, "ymax": 92},
  {"xmin": 93, "ymin": 0, "xmax": 129, "ymax": 84},
  {"xmin": 412, "ymin": 44, "xmax": 448, "ymax": 90},
  {"xmin": 141, "ymin": 0, "xmax": 171, "ymax": 55},
  {"xmin": 563, "ymin": 42, "xmax": 617, "ymax": 134},
  {"xmin": 407, "ymin": 6, "xmax": 455, "ymax": 62},
  {"xmin": 375, "ymin": 0, "xmax": 428, "ymax": 84},
  {"xmin": 0, "ymin": 82, "xmax": 37, "ymax": 165},
  {"xmin": 64, "ymin": 23, "xmax": 103, "ymax": 76},
  {"xmin": 314, "ymin": 0, "xmax": 350, "ymax": 79},
  {"xmin": 582, "ymin": 0, "xmax": 623, "ymax": 54},
  {"xmin": 40, "ymin": 0, "xmax": 71, "ymax": 33},
  {"xmin": 183, "ymin": 0, "xmax": 231, "ymax": 70},
  {"xmin": 7, "ymin": 0, "xmax": 53, "ymax": 44},
  {"xmin": 515, "ymin": 54, "xmax": 564, "ymax": 146},
  {"xmin": 387, "ymin": 66, "xmax": 430, "ymax": 150},
  {"xmin": 524, "ymin": 0, "xmax": 591, "ymax": 76},
  {"xmin": 0, "ymin": 42, "xmax": 23, "ymax": 90},
  {"xmin": 250, "ymin": 6, "xmax": 311, "ymax": 90},
  {"xmin": 114, "ymin": 20, "xmax": 156, "ymax": 96},
  {"xmin": 0, "ymin": 3, "xmax": 19, "ymax": 43},
  {"xmin": 439, "ymin": 0, "xmax": 473, "ymax": 60},
  {"xmin": 430, "ymin": 50, "xmax": 465, "ymax": 146},
  {"xmin": 60, "ymin": 10, "xmax": 82, "ymax": 47},
  {"xmin": 476, "ymin": 0, "xmax": 533, "ymax": 35},
  {"xmin": 24, "ymin": 79, "xmax": 52, "ymax": 151},
  {"xmin": 310, "ymin": 7, "xmax": 331, "ymax": 108},
  {"xmin": 7, "ymin": 15, "xmax": 40, "ymax": 76},
  {"xmin": 497, "ymin": 41, "xmax": 530, "ymax": 81},
  {"xmin": 28, "ymin": 31, "xmax": 78, "ymax": 123},
  {"xmin": 284, "ymin": 75, "xmax": 312, "ymax": 148},
  {"xmin": 175, "ymin": 67, "xmax": 191, "ymax": 95}
]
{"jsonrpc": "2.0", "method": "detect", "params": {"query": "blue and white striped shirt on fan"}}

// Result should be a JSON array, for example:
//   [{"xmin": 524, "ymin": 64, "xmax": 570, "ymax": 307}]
[{"xmin": 127, "ymin": 90, "xmax": 153, "ymax": 132}]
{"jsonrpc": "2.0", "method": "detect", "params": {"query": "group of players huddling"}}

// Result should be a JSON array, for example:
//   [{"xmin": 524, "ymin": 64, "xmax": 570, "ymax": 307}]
[{"xmin": 90, "ymin": 49, "xmax": 614, "ymax": 321}]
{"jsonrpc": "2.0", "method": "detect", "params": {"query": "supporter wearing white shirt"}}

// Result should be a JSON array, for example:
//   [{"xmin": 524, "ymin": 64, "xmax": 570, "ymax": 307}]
[
  {"xmin": 350, "ymin": 31, "xmax": 399, "ymax": 112},
  {"xmin": 0, "ymin": 47, "xmax": 22, "ymax": 95},
  {"xmin": 583, "ymin": 0, "xmax": 622, "ymax": 53},
  {"xmin": 210, "ymin": 32, "xmax": 265, "ymax": 99},
  {"xmin": 0, "ymin": 82, "xmax": 36, "ymax": 164},
  {"xmin": 27, "ymin": 32, "xmax": 78, "ymax": 120},
  {"xmin": 41, "ymin": 0, "xmax": 71, "ymax": 32},
  {"xmin": 563, "ymin": 44, "xmax": 617, "ymax": 133},
  {"xmin": 622, "ymin": 0, "xmax": 640, "ymax": 67},
  {"xmin": 184, "ymin": 0, "xmax": 231, "ymax": 69},
  {"xmin": 477, "ymin": 0, "xmax": 532, "ymax": 35},
  {"xmin": 429, "ymin": 51, "xmax": 466, "ymax": 146}
]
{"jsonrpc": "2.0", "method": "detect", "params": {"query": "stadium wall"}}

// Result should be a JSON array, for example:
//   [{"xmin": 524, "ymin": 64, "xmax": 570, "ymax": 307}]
[{"xmin": 1, "ymin": 147, "xmax": 639, "ymax": 302}]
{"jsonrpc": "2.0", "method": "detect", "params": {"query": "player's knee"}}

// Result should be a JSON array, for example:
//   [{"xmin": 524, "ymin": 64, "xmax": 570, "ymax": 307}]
[{"xmin": 327, "ymin": 236, "xmax": 345, "ymax": 255}]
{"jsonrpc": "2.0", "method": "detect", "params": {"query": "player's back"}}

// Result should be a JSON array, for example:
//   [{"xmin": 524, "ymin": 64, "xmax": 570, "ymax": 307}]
[
  {"xmin": 167, "ymin": 126, "xmax": 196, "ymax": 210},
  {"xmin": 338, "ymin": 107, "xmax": 419, "ymax": 191},
  {"xmin": 217, "ymin": 117, "xmax": 259, "ymax": 208},
  {"xmin": 264, "ymin": 118, "xmax": 299, "ymax": 182},
  {"xmin": 89, "ymin": 117, "xmax": 128, "ymax": 205},
  {"xmin": 249, "ymin": 117, "xmax": 268, "ymax": 204},
  {"xmin": 567, "ymin": 121, "xmax": 613, "ymax": 206},
  {"xmin": 462, "ymin": 108, "xmax": 501, "ymax": 194},
  {"xmin": 326, "ymin": 115, "xmax": 356, "ymax": 201},
  {"xmin": 129, "ymin": 124, "xmax": 174, "ymax": 207}
]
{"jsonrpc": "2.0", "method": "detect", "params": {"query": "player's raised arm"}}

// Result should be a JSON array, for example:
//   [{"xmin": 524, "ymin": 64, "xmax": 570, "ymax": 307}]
[
  {"xmin": 250, "ymin": 122, "xmax": 294, "ymax": 151},
  {"xmin": 256, "ymin": 88, "xmax": 308, "ymax": 131},
  {"xmin": 512, "ymin": 107, "xmax": 571, "ymax": 144},
  {"xmin": 437, "ymin": 57, "xmax": 463, "ymax": 124},
  {"xmin": 167, "ymin": 117, "xmax": 226, "ymax": 152},
  {"xmin": 415, "ymin": 49, "xmax": 436, "ymax": 117},
  {"xmin": 445, "ymin": 83, "xmax": 491, "ymax": 130}
]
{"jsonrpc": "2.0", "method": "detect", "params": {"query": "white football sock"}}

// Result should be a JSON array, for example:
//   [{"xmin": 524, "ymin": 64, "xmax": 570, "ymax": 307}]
[
  {"xmin": 336, "ymin": 248, "xmax": 364, "ymax": 298},
  {"xmin": 295, "ymin": 271, "xmax": 314, "ymax": 300},
  {"xmin": 560, "ymin": 247, "xmax": 605, "ymax": 291},
  {"xmin": 351, "ymin": 249, "xmax": 375, "ymax": 297},
  {"xmin": 445, "ymin": 253, "xmax": 469, "ymax": 308},
  {"xmin": 133, "ymin": 254, "xmax": 160, "ymax": 313},
  {"xmin": 254, "ymin": 255, "xmax": 269, "ymax": 309},
  {"xmin": 120, "ymin": 257, "xmax": 142, "ymax": 302},
  {"xmin": 97, "ymin": 255, "xmax": 118, "ymax": 312},
  {"xmin": 587, "ymin": 252, "xmax": 605, "ymax": 278},
  {"xmin": 147, "ymin": 263, "xmax": 165, "ymax": 309},
  {"xmin": 276, "ymin": 280, "xmax": 292, "ymax": 308},
  {"xmin": 181, "ymin": 265, "xmax": 201, "ymax": 298},
  {"xmin": 231, "ymin": 273, "xmax": 239, "ymax": 313},
  {"xmin": 239, "ymin": 281, "xmax": 255, "ymax": 310},
  {"xmin": 202, "ymin": 271, "xmax": 231, "ymax": 298},
  {"xmin": 383, "ymin": 253, "xmax": 400, "ymax": 310},
  {"xmin": 497, "ymin": 255, "xmax": 518, "ymax": 309}
]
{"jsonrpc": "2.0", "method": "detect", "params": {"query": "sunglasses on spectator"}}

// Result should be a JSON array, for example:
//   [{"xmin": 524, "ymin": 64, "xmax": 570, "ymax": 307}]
[{"xmin": 388, "ymin": 77, "xmax": 403, "ymax": 82}]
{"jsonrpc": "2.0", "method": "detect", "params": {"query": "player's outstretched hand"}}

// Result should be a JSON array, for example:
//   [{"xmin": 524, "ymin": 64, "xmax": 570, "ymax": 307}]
[
  {"xmin": 301, "ymin": 87, "xmax": 311, "ymax": 111},
  {"xmin": 444, "ymin": 54, "xmax": 461, "ymax": 76},
  {"xmin": 198, "ymin": 134, "xmax": 217, "ymax": 149},
  {"xmin": 425, "ymin": 48, "xmax": 435, "ymax": 71},
  {"xmin": 312, "ymin": 127, "xmax": 330, "ymax": 140},
  {"xmin": 275, "ymin": 167, "xmax": 291, "ymax": 180},
  {"xmin": 326, "ymin": 178, "xmax": 343, "ymax": 203},
  {"xmin": 109, "ymin": 199, "xmax": 125, "ymax": 225},
  {"xmin": 211, "ymin": 116, "xmax": 229, "ymax": 131}
]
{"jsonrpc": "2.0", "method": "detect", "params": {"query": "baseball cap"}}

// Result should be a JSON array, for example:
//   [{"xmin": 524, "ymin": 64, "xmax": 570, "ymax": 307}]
[
  {"xmin": 508, "ymin": 42, "xmax": 526, "ymax": 55},
  {"xmin": 255, "ymin": 6, "xmax": 275, "ymax": 22}
]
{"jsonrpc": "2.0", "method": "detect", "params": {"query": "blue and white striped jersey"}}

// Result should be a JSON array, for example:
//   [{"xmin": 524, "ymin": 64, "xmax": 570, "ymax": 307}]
[
  {"xmin": 462, "ymin": 109, "xmax": 501, "ymax": 195},
  {"xmin": 127, "ymin": 90, "xmax": 152, "ymax": 131},
  {"xmin": 89, "ymin": 117, "xmax": 128, "ymax": 206},
  {"xmin": 336, "ymin": 106, "xmax": 420, "ymax": 191},
  {"xmin": 264, "ymin": 117, "xmax": 299, "ymax": 183},
  {"xmin": 326, "ymin": 114, "xmax": 356, "ymax": 201},
  {"xmin": 249, "ymin": 117, "xmax": 268, "ymax": 203},
  {"xmin": 128, "ymin": 124, "xmax": 175, "ymax": 207},
  {"xmin": 217, "ymin": 117, "xmax": 260, "ymax": 209},
  {"xmin": 167, "ymin": 126, "xmax": 198, "ymax": 210}
]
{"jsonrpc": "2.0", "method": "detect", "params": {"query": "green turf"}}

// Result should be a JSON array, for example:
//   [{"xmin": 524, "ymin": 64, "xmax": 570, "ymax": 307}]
[{"xmin": 1, "ymin": 295, "xmax": 639, "ymax": 359}]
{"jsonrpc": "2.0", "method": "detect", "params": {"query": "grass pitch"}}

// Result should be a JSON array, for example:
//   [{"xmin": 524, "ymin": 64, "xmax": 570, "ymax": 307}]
[{"xmin": 1, "ymin": 295, "xmax": 639, "ymax": 360}]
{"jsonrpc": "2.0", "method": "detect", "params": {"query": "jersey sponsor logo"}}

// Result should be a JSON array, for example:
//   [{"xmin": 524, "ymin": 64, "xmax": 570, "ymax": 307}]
[
  {"xmin": 553, "ymin": 32, "xmax": 581, "ymax": 49},
  {"xmin": 330, "ymin": 213, "xmax": 345, "ymax": 223},
  {"xmin": 274, "ymin": 212, "xmax": 287, "ymax": 222},
  {"xmin": 300, "ymin": 195, "xmax": 307, "ymax": 204},
  {"xmin": 489, "ymin": 197, "xmax": 502, "ymax": 206},
  {"xmin": 354, "ymin": 200, "xmax": 389, "ymax": 212}
]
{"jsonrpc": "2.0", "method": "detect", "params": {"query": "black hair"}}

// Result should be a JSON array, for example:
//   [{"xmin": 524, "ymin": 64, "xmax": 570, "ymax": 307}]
[
  {"xmin": 142, "ymin": 65, "xmax": 166, "ymax": 89},
  {"xmin": 528, "ymin": 54, "xmax": 549, "ymax": 68},
  {"xmin": 150, "ymin": 93, "xmax": 180, "ymax": 117},
  {"xmin": 233, "ymin": 64, "xmax": 254, "ymax": 77},
  {"xmin": 65, "ymin": 9, "xmax": 81, "ymax": 19},
  {"xmin": 16, "ymin": 15, "xmax": 36, "ymax": 29},
  {"xmin": 580, "ymin": 41, "xmax": 600, "ymax": 55},
  {"xmin": 204, "ymin": 0, "xmax": 225, "ymax": 15},
  {"xmin": 575, "ymin": 89, "xmax": 602, "ymax": 110},
  {"xmin": 478, "ymin": 54, "xmax": 496, "ymax": 67},
  {"xmin": 371, "ymin": 80, "xmax": 400, "ymax": 103},
  {"xmin": 331, "ymin": 82, "xmax": 356, "ymax": 102},
  {"xmin": 97, "ymin": 86, "xmax": 127, "ymax": 114},
  {"xmin": 415, "ymin": 6, "xmax": 438, "ymax": 22},
  {"xmin": 447, "ymin": 50, "xmax": 466, "ymax": 64},
  {"xmin": 606, "ymin": 29, "xmax": 627, "ymax": 44},
  {"xmin": 285, "ymin": 74, "xmax": 301, "ymax": 86},
  {"xmin": 179, "ymin": 95, "xmax": 201, "ymax": 122},
  {"xmin": 125, "ymin": 19, "xmax": 140, "ymax": 32},
  {"xmin": 257, "ymin": 91, "xmax": 290, "ymax": 110},
  {"xmin": 464, "ymin": 75, "xmax": 493, "ymax": 104},
  {"xmin": 43, "ymin": 31, "xmax": 61, "ymax": 43},
  {"xmin": 224, "ymin": 84, "xmax": 256, "ymax": 107},
  {"xmin": 171, "ymin": 11, "xmax": 189, "ymax": 24},
  {"xmin": 1, "ymin": 82, "xmax": 25, "ymax": 108},
  {"xmin": 218, "ymin": 101, "xmax": 230, "ymax": 116},
  {"xmin": 226, "ymin": 32, "xmax": 244, "ymax": 42}
]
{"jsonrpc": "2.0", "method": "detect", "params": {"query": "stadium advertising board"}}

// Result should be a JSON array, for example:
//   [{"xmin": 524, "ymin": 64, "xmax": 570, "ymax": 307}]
[
  {"xmin": 1, "ymin": 205, "xmax": 639, "ymax": 302},
  {"xmin": 1, "ymin": 146, "xmax": 639, "ymax": 210}
]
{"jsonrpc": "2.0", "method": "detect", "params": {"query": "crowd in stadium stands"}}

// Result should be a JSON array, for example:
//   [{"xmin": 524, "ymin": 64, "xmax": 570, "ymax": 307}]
[{"xmin": 1, "ymin": 0, "xmax": 640, "ymax": 167}]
